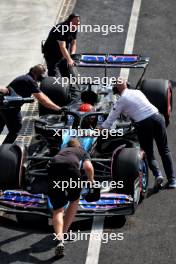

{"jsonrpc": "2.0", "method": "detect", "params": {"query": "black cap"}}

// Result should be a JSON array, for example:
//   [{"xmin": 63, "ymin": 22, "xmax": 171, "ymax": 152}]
[{"xmin": 68, "ymin": 13, "xmax": 80, "ymax": 21}]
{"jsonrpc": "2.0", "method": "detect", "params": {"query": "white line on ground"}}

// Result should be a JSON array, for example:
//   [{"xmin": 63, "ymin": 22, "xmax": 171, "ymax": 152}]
[
  {"xmin": 85, "ymin": 216, "xmax": 104, "ymax": 264},
  {"xmin": 120, "ymin": 0, "xmax": 142, "ymax": 80},
  {"xmin": 85, "ymin": 1, "xmax": 142, "ymax": 263}
]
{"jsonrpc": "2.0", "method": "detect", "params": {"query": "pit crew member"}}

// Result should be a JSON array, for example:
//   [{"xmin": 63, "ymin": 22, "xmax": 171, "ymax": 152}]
[
  {"xmin": 42, "ymin": 13, "xmax": 80, "ymax": 77},
  {"xmin": 48, "ymin": 138, "xmax": 94, "ymax": 257},
  {"xmin": 0, "ymin": 64, "xmax": 61, "ymax": 144},
  {"xmin": 101, "ymin": 81, "xmax": 176, "ymax": 189}
]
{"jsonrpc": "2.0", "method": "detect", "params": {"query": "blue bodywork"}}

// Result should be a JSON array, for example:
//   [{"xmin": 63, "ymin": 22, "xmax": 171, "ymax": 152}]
[{"xmin": 61, "ymin": 129, "xmax": 97, "ymax": 152}]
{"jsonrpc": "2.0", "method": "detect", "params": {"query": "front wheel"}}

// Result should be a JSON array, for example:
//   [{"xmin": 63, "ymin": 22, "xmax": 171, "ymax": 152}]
[
  {"xmin": 139, "ymin": 153, "xmax": 149, "ymax": 202},
  {"xmin": 111, "ymin": 147, "xmax": 148, "ymax": 204},
  {"xmin": 112, "ymin": 148, "xmax": 140, "ymax": 204},
  {"xmin": 0, "ymin": 144, "xmax": 22, "ymax": 189}
]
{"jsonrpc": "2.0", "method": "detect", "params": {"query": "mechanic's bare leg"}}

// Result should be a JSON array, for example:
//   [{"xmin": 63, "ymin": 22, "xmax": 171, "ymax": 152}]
[
  {"xmin": 53, "ymin": 207, "xmax": 65, "ymax": 241},
  {"xmin": 63, "ymin": 199, "xmax": 79, "ymax": 234},
  {"xmin": 53, "ymin": 207, "xmax": 65, "ymax": 257}
]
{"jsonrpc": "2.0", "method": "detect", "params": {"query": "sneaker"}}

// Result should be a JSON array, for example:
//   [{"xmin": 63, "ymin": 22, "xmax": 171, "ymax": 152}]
[
  {"xmin": 154, "ymin": 175, "xmax": 164, "ymax": 189},
  {"xmin": 168, "ymin": 178, "xmax": 176, "ymax": 188},
  {"xmin": 55, "ymin": 241, "xmax": 65, "ymax": 257}
]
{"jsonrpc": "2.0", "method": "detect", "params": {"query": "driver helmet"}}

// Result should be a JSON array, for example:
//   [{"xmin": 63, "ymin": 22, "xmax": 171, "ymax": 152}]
[{"xmin": 79, "ymin": 103, "xmax": 94, "ymax": 112}]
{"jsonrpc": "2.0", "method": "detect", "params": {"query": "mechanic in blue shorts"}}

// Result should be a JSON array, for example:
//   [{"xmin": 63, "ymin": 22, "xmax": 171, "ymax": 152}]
[
  {"xmin": 0, "ymin": 64, "xmax": 61, "ymax": 144},
  {"xmin": 101, "ymin": 80, "xmax": 176, "ymax": 189},
  {"xmin": 48, "ymin": 138, "xmax": 94, "ymax": 257}
]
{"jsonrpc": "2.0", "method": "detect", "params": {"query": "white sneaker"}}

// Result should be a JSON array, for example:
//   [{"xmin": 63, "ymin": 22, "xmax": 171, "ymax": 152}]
[
  {"xmin": 55, "ymin": 241, "xmax": 65, "ymax": 257},
  {"xmin": 154, "ymin": 175, "xmax": 164, "ymax": 188}
]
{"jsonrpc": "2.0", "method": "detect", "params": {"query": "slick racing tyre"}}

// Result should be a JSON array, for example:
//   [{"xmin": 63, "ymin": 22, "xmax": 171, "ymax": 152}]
[
  {"xmin": 140, "ymin": 79, "xmax": 172, "ymax": 126},
  {"xmin": 112, "ymin": 147, "xmax": 142, "ymax": 205},
  {"xmin": 39, "ymin": 77, "xmax": 70, "ymax": 116},
  {"xmin": 16, "ymin": 170, "xmax": 49, "ymax": 227},
  {"xmin": 16, "ymin": 178, "xmax": 49, "ymax": 227},
  {"xmin": 0, "ymin": 144, "xmax": 22, "ymax": 189}
]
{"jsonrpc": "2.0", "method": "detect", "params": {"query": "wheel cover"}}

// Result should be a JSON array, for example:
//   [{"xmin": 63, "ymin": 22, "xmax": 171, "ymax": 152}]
[{"xmin": 139, "ymin": 159, "xmax": 148, "ymax": 193}]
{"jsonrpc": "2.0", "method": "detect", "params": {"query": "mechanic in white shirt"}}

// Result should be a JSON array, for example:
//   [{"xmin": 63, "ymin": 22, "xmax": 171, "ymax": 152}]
[{"xmin": 101, "ymin": 81, "xmax": 176, "ymax": 189}]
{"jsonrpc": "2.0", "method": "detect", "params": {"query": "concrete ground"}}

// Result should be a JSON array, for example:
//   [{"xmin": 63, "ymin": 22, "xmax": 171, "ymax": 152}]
[
  {"xmin": 0, "ymin": 0, "xmax": 61, "ymax": 85},
  {"xmin": 0, "ymin": 0, "xmax": 63, "ymax": 143}
]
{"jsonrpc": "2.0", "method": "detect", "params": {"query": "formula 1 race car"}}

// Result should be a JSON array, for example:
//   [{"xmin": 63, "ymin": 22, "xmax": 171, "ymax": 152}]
[
  {"xmin": 0, "ymin": 109, "xmax": 148, "ymax": 223},
  {"xmin": 0, "ymin": 54, "xmax": 173, "ymax": 225}
]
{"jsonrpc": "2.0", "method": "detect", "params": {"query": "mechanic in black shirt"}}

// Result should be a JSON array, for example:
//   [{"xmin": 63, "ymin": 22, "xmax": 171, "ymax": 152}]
[
  {"xmin": 0, "ymin": 64, "xmax": 61, "ymax": 144},
  {"xmin": 42, "ymin": 13, "xmax": 80, "ymax": 77},
  {"xmin": 48, "ymin": 138, "xmax": 94, "ymax": 257}
]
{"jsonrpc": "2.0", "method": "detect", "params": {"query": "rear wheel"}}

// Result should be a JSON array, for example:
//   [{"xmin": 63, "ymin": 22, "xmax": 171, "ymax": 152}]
[
  {"xmin": 39, "ymin": 77, "xmax": 70, "ymax": 116},
  {"xmin": 140, "ymin": 79, "xmax": 173, "ymax": 126}
]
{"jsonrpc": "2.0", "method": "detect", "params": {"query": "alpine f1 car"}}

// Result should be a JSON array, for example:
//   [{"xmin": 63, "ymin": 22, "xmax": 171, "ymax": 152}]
[{"xmin": 0, "ymin": 54, "xmax": 173, "ymax": 224}]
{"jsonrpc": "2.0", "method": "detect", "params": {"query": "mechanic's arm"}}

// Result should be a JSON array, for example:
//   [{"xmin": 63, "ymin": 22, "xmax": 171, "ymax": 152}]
[
  {"xmin": 83, "ymin": 160, "xmax": 94, "ymax": 184},
  {"xmin": 0, "ymin": 87, "xmax": 9, "ymax": 95},
  {"xmin": 33, "ymin": 92, "xmax": 61, "ymax": 111},
  {"xmin": 70, "ymin": 39, "xmax": 77, "ymax": 55},
  {"xmin": 101, "ymin": 99, "xmax": 123, "ymax": 129},
  {"xmin": 58, "ymin": 41, "xmax": 74, "ymax": 65}
]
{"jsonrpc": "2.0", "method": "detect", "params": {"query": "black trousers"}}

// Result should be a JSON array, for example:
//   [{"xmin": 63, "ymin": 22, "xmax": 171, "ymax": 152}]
[
  {"xmin": 45, "ymin": 56, "xmax": 70, "ymax": 78},
  {"xmin": 0, "ymin": 108, "xmax": 22, "ymax": 144},
  {"xmin": 136, "ymin": 113, "xmax": 175, "ymax": 180}
]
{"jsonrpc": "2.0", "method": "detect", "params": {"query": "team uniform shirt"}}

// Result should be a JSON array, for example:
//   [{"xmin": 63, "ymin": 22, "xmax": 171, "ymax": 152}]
[
  {"xmin": 43, "ymin": 21, "xmax": 77, "ymax": 61},
  {"xmin": 7, "ymin": 73, "xmax": 41, "ymax": 98},
  {"xmin": 48, "ymin": 146, "xmax": 89, "ymax": 209},
  {"xmin": 102, "ymin": 88, "xmax": 158, "ymax": 129},
  {"xmin": 51, "ymin": 146, "xmax": 90, "ymax": 172}
]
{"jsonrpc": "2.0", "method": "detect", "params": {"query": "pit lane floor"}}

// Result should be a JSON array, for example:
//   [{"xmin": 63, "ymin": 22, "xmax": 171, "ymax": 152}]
[{"xmin": 0, "ymin": 0, "xmax": 176, "ymax": 264}]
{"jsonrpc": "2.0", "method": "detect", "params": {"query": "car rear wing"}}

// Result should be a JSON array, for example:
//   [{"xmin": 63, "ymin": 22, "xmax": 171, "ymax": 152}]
[
  {"xmin": 71, "ymin": 53, "xmax": 149, "ymax": 88},
  {"xmin": 72, "ymin": 53, "xmax": 149, "ymax": 69}
]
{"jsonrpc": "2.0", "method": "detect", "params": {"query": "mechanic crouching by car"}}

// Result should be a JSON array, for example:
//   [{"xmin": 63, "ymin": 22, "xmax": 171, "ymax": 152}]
[
  {"xmin": 101, "ymin": 80, "xmax": 176, "ymax": 189},
  {"xmin": 48, "ymin": 138, "xmax": 94, "ymax": 257},
  {"xmin": 42, "ymin": 13, "xmax": 80, "ymax": 77},
  {"xmin": 0, "ymin": 64, "xmax": 61, "ymax": 144}
]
